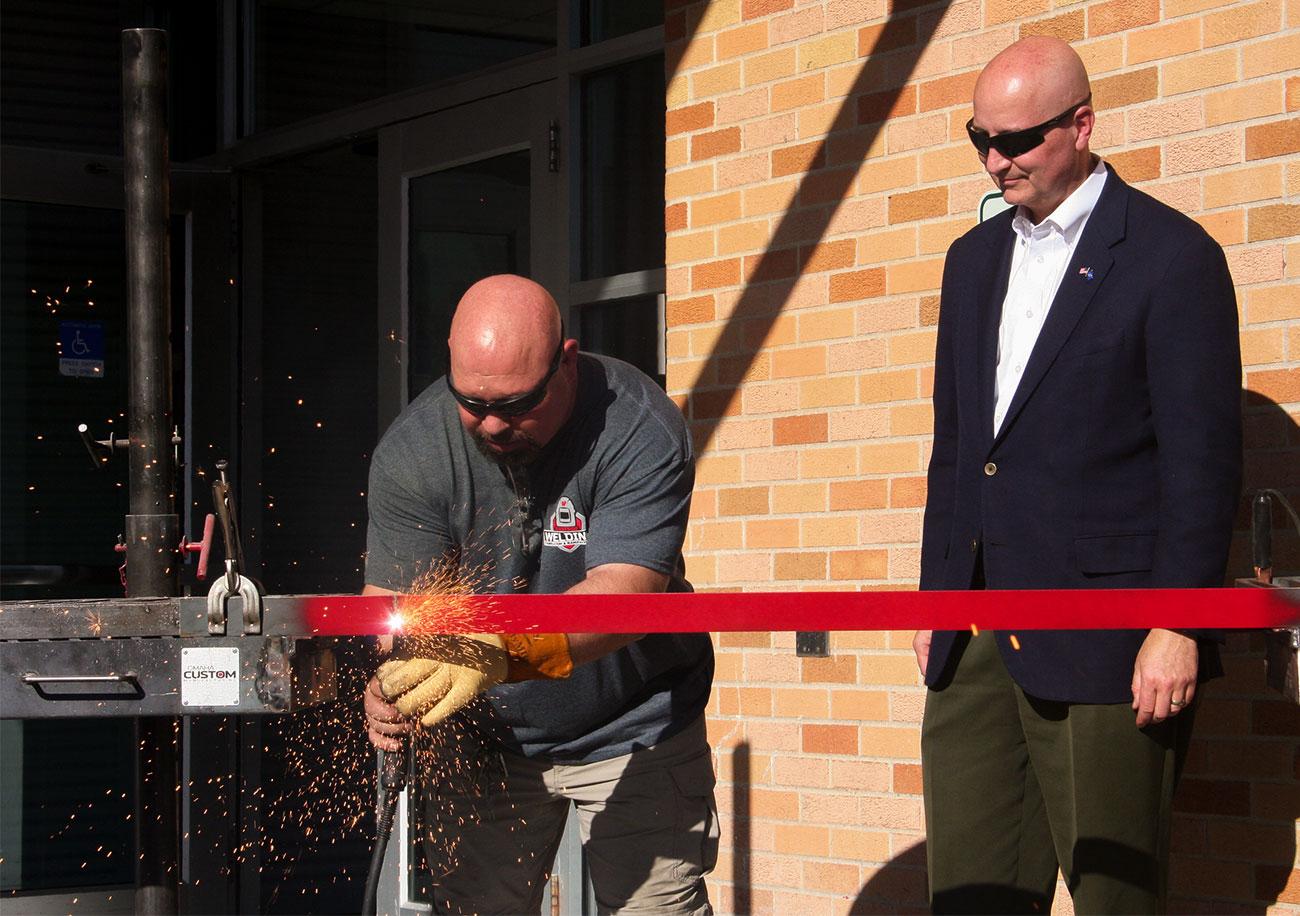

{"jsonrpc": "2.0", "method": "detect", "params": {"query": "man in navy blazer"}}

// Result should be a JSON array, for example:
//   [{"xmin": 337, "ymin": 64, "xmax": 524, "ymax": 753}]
[{"xmin": 914, "ymin": 37, "xmax": 1241, "ymax": 914}]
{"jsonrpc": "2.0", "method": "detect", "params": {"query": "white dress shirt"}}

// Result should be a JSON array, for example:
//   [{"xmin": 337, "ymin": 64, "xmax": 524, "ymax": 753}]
[{"xmin": 993, "ymin": 159, "xmax": 1108, "ymax": 435}]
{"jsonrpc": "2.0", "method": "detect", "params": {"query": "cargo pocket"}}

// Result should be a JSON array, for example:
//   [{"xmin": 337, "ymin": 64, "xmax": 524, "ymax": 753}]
[{"xmin": 670, "ymin": 752, "xmax": 719, "ymax": 880}]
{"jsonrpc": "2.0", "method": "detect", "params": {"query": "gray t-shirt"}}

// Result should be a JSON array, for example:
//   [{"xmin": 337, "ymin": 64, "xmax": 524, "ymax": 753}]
[{"xmin": 365, "ymin": 353, "xmax": 713, "ymax": 762}]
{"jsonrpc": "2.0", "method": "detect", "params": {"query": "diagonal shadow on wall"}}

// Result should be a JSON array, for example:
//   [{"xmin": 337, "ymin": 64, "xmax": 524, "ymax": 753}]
[{"xmin": 665, "ymin": 0, "xmax": 955, "ymax": 455}]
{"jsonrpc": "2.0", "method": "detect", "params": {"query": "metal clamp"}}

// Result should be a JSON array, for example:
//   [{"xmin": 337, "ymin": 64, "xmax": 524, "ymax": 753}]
[
  {"xmin": 22, "ymin": 671, "xmax": 144, "ymax": 700},
  {"xmin": 206, "ymin": 570, "xmax": 262, "ymax": 635}
]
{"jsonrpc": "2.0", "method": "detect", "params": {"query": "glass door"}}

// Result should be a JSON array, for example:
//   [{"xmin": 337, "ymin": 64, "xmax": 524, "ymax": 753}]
[{"xmin": 377, "ymin": 81, "xmax": 561, "ymax": 428}]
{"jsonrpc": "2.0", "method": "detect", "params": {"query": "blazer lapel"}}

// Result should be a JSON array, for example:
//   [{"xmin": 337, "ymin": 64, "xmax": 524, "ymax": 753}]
[
  {"xmin": 976, "ymin": 221, "xmax": 1017, "ymax": 446},
  {"xmin": 993, "ymin": 169, "xmax": 1129, "ymax": 445}
]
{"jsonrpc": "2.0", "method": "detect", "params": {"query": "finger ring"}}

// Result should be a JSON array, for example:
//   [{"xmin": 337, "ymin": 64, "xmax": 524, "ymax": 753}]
[{"xmin": 1170, "ymin": 699, "xmax": 1186, "ymax": 708}]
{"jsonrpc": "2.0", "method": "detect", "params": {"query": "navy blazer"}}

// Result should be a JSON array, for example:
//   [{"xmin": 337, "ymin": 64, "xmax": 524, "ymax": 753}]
[{"xmin": 920, "ymin": 166, "xmax": 1242, "ymax": 704}]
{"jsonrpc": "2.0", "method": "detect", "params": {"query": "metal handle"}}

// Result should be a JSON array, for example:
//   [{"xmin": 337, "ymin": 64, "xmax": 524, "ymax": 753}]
[{"xmin": 22, "ymin": 671, "xmax": 144, "ymax": 700}]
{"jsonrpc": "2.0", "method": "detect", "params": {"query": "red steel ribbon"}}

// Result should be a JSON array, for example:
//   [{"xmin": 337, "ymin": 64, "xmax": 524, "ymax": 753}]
[{"xmin": 301, "ymin": 587, "xmax": 1299, "ymax": 636}]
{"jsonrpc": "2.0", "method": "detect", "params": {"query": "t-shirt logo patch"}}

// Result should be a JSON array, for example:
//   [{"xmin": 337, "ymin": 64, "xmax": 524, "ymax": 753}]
[{"xmin": 543, "ymin": 496, "xmax": 588, "ymax": 552}]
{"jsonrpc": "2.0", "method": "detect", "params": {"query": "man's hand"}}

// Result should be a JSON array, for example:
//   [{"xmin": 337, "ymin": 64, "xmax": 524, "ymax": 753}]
[
  {"xmin": 364, "ymin": 673, "xmax": 412, "ymax": 751},
  {"xmin": 1131, "ymin": 628, "xmax": 1198, "ymax": 727},
  {"xmin": 913, "ymin": 629, "xmax": 933, "ymax": 678},
  {"xmin": 378, "ymin": 634, "xmax": 509, "ymax": 727}
]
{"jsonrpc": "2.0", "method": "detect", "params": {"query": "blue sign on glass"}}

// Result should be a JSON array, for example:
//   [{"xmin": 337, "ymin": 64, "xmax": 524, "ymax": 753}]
[{"xmin": 58, "ymin": 320, "xmax": 106, "ymax": 378}]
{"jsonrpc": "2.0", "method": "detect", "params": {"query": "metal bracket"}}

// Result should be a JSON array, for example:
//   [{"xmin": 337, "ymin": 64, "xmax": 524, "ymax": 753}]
[{"xmin": 206, "ymin": 572, "xmax": 262, "ymax": 635}]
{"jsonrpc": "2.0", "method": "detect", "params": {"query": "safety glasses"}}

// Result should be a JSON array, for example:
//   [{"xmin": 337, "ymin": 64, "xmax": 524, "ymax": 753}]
[
  {"xmin": 448, "ymin": 336, "xmax": 565, "ymax": 418},
  {"xmin": 966, "ymin": 96, "xmax": 1091, "ymax": 159}
]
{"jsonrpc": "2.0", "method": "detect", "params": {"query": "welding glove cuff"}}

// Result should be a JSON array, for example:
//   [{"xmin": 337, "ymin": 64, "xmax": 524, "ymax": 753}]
[
  {"xmin": 378, "ymin": 633, "xmax": 507, "ymax": 727},
  {"xmin": 502, "ymin": 633, "xmax": 573, "ymax": 682}
]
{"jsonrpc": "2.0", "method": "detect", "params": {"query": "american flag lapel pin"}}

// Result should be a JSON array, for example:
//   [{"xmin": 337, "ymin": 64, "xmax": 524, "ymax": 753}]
[{"xmin": 1078, "ymin": 266, "xmax": 1094, "ymax": 281}]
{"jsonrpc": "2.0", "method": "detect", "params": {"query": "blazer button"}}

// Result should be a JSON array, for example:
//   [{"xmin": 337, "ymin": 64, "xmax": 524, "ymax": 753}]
[
  {"xmin": 970, "ymin": 539, "xmax": 979, "ymax": 553},
  {"xmin": 984, "ymin": 462, "xmax": 998, "ymax": 476}
]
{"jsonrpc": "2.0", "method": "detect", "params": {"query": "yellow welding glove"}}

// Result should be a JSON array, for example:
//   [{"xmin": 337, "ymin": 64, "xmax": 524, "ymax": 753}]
[
  {"xmin": 378, "ymin": 634, "xmax": 508, "ymax": 727},
  {"xmin": 501, "ymin": 633, "xmax": 574, "ymax": 682}
]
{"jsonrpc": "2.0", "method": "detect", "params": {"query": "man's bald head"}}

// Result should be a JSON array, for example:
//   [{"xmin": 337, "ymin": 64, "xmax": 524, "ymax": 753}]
[
  {"xmin": 449, "ymin": 274, "xmax": 563, "ymax": 383},
  {"xmin": 974, "ymin": 37, "xmax": 1090, "ymax": 128},
  {"xmin": 970, "ymin": 36, "xmax": 1096, "ymax": 224}
]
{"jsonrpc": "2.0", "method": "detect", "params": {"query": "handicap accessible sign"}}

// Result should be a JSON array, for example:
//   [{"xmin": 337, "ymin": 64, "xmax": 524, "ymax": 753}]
[{"xmin": 59, "ymin": 320, "xmax": 105, "ymax": 378}]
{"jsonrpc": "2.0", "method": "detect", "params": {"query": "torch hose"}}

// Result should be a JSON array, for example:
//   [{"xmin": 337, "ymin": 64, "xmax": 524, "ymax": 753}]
[{"xmin": 362, "ymin": 748, "xmax": 408, "ymax": 916}]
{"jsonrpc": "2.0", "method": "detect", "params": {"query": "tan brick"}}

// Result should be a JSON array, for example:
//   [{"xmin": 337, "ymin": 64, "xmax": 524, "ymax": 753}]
[
  {"xmin": 665, "ymin": 136, "xmax": 689, "ymax": 170},
  {"xmin": 888, "ymin": 258, "xmax": 945, "ymax": 294},
  {"xmin": 797, "ymin": 31, "xmax": 855, "ymax": 72},
  {"xmin": 1204, "ymin": 0, "xmax": 1283, "ymax": 47},
  {"xmin": 802, "ymin": 515, "xmax": 859, "ymax": 547},
  {"xmin": 859, "ymin": 226, "xmax": 919, "ymax": 263},
  {"xmin": 918, "ymin": 217, "xmax": 970, "ymax": 256},
  {"xmin": 919, "ymin": 71, "xmax": 981, "ymax": 113},
  {"xmin": 1089, "ymin": 0, "xmax": 1158, "ymax": 36},
  {"xmin": 798, "ymin": 308, "xmax": 856, "ymax": 343},
  {"xmin": 665, "ymin": 202, "xmax": 688, "ymax": 233},
  {"xmin": 830, "ymin": 549, "xmax": 889, "ymax": 579},
  {"xmin": 829, "ymin": 267, "xmax": 887, "ymax": 303},
  {"xmin": 1165, "ymin": 0, "xmax": 1229, "ymax": 14},
  {"xmin": 667, "ymin": 231, "xmax": 715, "ymax": 264},
  {"xmin": 1248, "ymin": 284, "xmax": 1300, "ymax": 322},
  {"xmin": 772, "ymin": 482, "xmax": 827, "ymax": 513},
  {"xmin": 800, "ymin": 445, "xmax": 858, "ymax": 478},
  {"xmin": 1246, "ymin": 118, "xmax": 1300, "ymax": 161},
  {"xmin": 1193, "ymin": 210, "xmax": 1245, "ymax": 248},
  {"xmin": 858, "ymin": 84, "xmax": 917, "ymax": 127},
  {"xmin": 667, "ymin": 101, "xmax": 715, "ymax": 136},
  {"xmin": 695, "ymin": 66, "xmax": 742, "ymax": 106},
  {"xmin": 742, "ymin": 0, "xmax": 792, "ymax": 20},
  {"xmin": 717, "ymin": 21, "xmax": 768, "ymax": 60},
  {"xmin": 1291, "ymin": 76, "xmax": 1300, "ymax": 112},
  {"xmin": 692, "ymin": 258, "xmax": 742, "ymax": 291},
  {"xmin": 888, "ymin": 330, "xmax": 939, "ymax": 366},
  {"xmin": 859, "ymin": 367, "xmax": 919, "ymax": 403},
  {"xmin": 888, "ymin": 114, "xmax": 949, "ymax": 154},
  {"xmin": 1091, "ymin": 67, "xmax": 1158, "ymax": 111},
  {"xmin": 719, "ymin": 485, "xmax": 770, "ymax": 517},
  {"xmin": 1226, "ymin": 243, "xmax": 1285, "ymax": 285},
  {"xmin": 828, "ymin": 407, "xmax": 889, "ymax": 439},
  {"xmin": 692, "ymin": 126, "xmax": 742, "ymax": 162},
  {"xmin": 1076, "ymin": 35, "xmax": 1124, "ymax": 77},
  {"xmin": 859, "ymin": 724, "xmax": 922, "ymax": 758},
  {"xmin": 716, "ymin": 87, "xmax": 769, "ymax": 125},
  {"xmin": 1018, "ymin": 9, "xmax": 1083, "ymax": 40},
  {"xmin": 717, "ymin": 219, "xmax": 769, "ymax": 256},
  {"xmin": 744, "ymin": 47, "xmax": 796, "ymax": 86},
  {"xmin": 802, "ymin": 239, "xmax": 855, "ymax": 274},
  {"xmin": 830, "ymin": 479, "xmax": 888, "ymax": 510},
  {"xmin": 889, "ymin": 187, "xmax": 949, "ymax": 224},
  {"xmin": 693, "ymin": 519, "xmax": 743, "ymax": 550},
  {"xmin": 772, "ymin": 345, "xmax": 827, "ymax": 379},
  {"xmin": 774, "ymin": 823, "xmax": 830, "ymax": 856},
  {"xmin": 717, "ymin": 151, "xmax": 768, "ymax": 190},
  {"xmin": 1246, "ymin": 367, "xmax": 1300, "ymax": 403},
  {"xmin": 829, "ymin": 338, "xmax": 888, "ymax": 373},
  {"xmin": 771, "ymin": 139, "xmax": 823, "ymax": 177},
  {"xmin": 1107, "ymin": 145, "xmax": 1162, "ymax": 183},
  {"xmin": 1125, "ymin": 19, "xmax": 1200, "ymax": 65},
  {"xmin": 1165, "ymin": 130, "xmax": 1241, "ymax": 177},
  {"xmin": 1127, "ymin": 98, "xmax": 1205, "ymax": 144},
  {"xmin": 1239, "ymin": 327, "xmax": 1286, "ymax": 365},
  {"xmin": 891, "ymin": 402, "xmax": 936, "ymax": 437},
  {"xmin": 1243, "ymin": 31, "xmax": 1300, "ymax": 79},
  {"xmin": 1249, "ymin": 203, "xmax": 1300, "ymax": 242},
  {"xmin": 1204, "ymin": 164, "xmax": 1284, "ymax": 208},
  {"xmin": 1205, "ymin": 81, "xmax": 1284, "ymax": 128},
  {"xmin": 775, "ymin": 550, "xmax": 827, "ymax": 580},
  {"xmin": 743, "ymin": 179, "xmax": 798, "ymax": 216},
  {"xmin": 857, "ymin": 155, "xmax": 919, "ymax": 195},
  {"xmin": 1162, "ymin": 49, "xmax": 1239, "ymax": 97},
  {"xmin": 831, "ymin": 688, "xmax": 890, "ymax": 720},
  {"xmin": 745, "ymin": 518, "xmax": 799, "ymax": 549},
  {"xmin": 770, "ymin": 5, "xmax": 824, "ymax": 45},
  {"xmin": 692, "ymin": 191, "xmax": 743, "ymax": 227},
  {"xmin": 771, "ymin": 73, "xmax": 824, "ymax": 112},
  {"xmin": 666, "ymin": 165, "xmax": 714, "ymax": 200},
  {"xmin": 860, "ymin": 441, "xmax": 920, "ymax": 473},
  {"xmin": 920, "ymin": 144, "xmax": 981, "ymax": 183},
  {"xmin": 667, "ymin": 295, "xmax": 716, "ymax": 327},
  {"xmin": 773, "ymin": 413, "xmax": 828, "ymax": 445},
  {"xmin": 890, "ymin": 475, "xmax": 928, "ymax": 508}
]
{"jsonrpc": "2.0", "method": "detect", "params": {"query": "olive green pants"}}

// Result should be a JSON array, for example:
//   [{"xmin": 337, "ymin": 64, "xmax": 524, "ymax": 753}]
[{"xmin": 922, "ymin": 633, "xmax": 1193, "ymax": 915}]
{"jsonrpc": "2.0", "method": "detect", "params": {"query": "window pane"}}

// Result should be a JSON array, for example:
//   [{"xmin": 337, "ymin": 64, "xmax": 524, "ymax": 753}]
[
  {"xmin": 583, "ymin": 0, "xmax": 662, "ymax": 45},
  {"xmin": 577, "ymin": 294, "xmax": 661, "ymax": 386},
  {"xmin": 581, "ymin": 56, "xmax": 665, "ymax": 279},
  {"xmin": 408, "ymin": 150, "xmax": 532, "ymax": 401},
  {"xmin": 253, "ymin": 0, "xmax": 556, "ymax": 132}
]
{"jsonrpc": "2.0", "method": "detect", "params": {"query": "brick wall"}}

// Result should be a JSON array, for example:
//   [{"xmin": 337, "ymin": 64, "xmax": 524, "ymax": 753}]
[{"xmin": 663, "ymin": 0, "xmax": 1299, "ymax": 912}]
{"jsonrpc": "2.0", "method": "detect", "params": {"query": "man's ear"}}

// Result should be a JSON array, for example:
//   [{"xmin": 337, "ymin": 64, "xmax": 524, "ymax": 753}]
[{"xmin": 1073, "ymin": 105, "xmax": 1095, "ymax": 151}]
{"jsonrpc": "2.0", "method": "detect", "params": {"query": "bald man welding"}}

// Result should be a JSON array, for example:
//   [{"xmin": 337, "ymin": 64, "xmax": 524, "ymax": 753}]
[
  {"xmin": 362, "ymin": 275, "xmax": 716, "ymax": 914},
  {"xmin": 915, "ymin": 37, "xmax": 1241, "ymax": 913}
]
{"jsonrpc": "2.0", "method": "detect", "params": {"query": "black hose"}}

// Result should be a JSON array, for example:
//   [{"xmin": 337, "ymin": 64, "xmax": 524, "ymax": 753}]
[{"xmin": 362, "ymin": 749, "xmax": 409, "ymax": 916}]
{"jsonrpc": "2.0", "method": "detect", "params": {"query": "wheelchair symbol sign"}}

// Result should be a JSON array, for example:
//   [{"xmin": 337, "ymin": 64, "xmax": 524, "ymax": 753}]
[{"xmin": 58, "ymin": 320, "xmax": 105, "ymax": 378}]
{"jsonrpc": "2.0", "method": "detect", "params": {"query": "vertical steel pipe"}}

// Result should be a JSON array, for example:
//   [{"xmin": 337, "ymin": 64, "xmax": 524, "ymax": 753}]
[{"xmin": 123, "ymin": 28, "xmax": 179, "ymax": 916}]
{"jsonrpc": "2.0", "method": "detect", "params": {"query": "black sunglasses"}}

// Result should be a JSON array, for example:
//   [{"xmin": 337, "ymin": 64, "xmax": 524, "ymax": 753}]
[
  {"xmin": 448, "ymin": 334, "xmax": 566, "ymax": 418},
  {"xmin": 966, "ymin": 96, "xmax": 1091, "ymax": 159}
]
